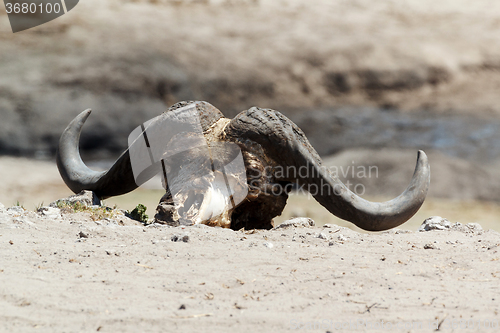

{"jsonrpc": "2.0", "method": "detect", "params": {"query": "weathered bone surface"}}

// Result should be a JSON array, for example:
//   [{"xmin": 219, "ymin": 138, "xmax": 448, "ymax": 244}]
[{"xmin": 56, "ymin": 101, "xmax": 430, "ymax": 231}]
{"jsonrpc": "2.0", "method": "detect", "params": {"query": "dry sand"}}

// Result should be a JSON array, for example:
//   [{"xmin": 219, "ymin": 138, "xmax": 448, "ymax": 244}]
[
  {"xmin": 1, "ymin": 157, "xmax": 500, "ymax": 332},
  {"xmin": 1, "ymin": 204, "xmax": 499, "ymax": 333}
]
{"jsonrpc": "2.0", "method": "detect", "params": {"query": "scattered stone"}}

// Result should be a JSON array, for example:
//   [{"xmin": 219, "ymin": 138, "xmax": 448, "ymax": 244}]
[
  {"xmin": 15, "ymin": 218, "xmax": 30, "ymax": 226},
  {"xmin": 7, "ymin": 206, "xmax": 25, "ymax": 215},
  {"xmin": 37, "ymin": 206, "xmax": 61, "ymax": 219},
  {"xmin": 78, "ymin": 231, "xmax": 88, "ymax": 239},
  {"xmin": 50, "ymin": 190, "xmax": 100, "ymax": 208},
  {"xmin": 13, "ymin": 217, "xmax": 33, "ymax": 226},
  {"xmin": 273, "ymin": 217, "xmax": 315, "ymax": 229},
  {"xmin": 466, "ymin": 223, "xmax": 483, "ymax": 231},
  {"xmin": 179, "ymin": 304, "xmax": 186, "ymax": 310},
  {"xmin": 323, "ymin": 224, "xmax": 338, "ymax": 228},
  {"xmin": 420, "ymin": 218, "xmax": 484, "ymax": 234},
  {"xmin": 419, "ymin": 216, "xmax": 451, "ymax": 231},
  {"xmin": 450, "ymin": 222, "xmax": 484, "ymax": 234},
  {"xmin": 317, "ymin": 232, "xmax": 328, "ymax": 240},
  {"xmin": 337, "ymin": 234, "xmax": 347, "ymax": 242},
  {"xmin": 171, "ymin": 234, "xmax": 189, "ymax": 243},
  {"xmin": 154, "ymin": 202, "xmax": 179, "ymax": 226},
  {"xmin": 106, "ymin": 249, "xmax": 119, "ymax": 256},
  {"xmin": 460, "ymin": 222, "xmax": 483, "ymax": 234},
  {"xmin": 424, "ymin": 243, "xmax": 439, "ymax": 250},
  {"xmin": 263, "ymin": 242, "xmax": 274, "ymax": 248},
  {"xmin": 99, "ymin": 218, "xmax": 119, "ymax": 226}
]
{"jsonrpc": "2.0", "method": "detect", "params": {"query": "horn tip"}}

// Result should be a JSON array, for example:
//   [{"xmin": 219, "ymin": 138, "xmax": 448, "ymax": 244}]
[
  {"xmin": 76, "ymin": 109, "xmax": 92, "ymax": 123},
  {"xmin": 417, "ymin": 150, "xmax": 428, "ymax": 161}
]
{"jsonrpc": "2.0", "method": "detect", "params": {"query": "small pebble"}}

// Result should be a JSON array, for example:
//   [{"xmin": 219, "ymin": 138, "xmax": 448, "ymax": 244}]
[
  {"xmin": 317, "ymin": 233, "xmax": 328, "ymax": 240},
  {"xmin": 419, "ymin": 216, "xmax": 451, "ymax": 231},
  {"xmin": 37, "ymin": 207, "xmax": 61, "ymax": 219},
  {"xmin": 263, "ymin": 242, "xmax": 274, "ymax": 248},
  {"xmin": 274, "ymin": 217, "xmax": 315, "ymax": 229},
  {"xmin": 7, "ymin": 206, "xmax": 24, "ymax": 215},
  {"xmin": 171, "ymin": 234, "xmax": 189, "ymax": 243}
]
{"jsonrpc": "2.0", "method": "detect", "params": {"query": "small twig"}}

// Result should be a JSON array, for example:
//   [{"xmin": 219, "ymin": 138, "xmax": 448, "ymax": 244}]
[
  {"xmin": 364, "ymin": 303, "xmax": 379, "ymax": 313},
  {"xmin": 349, "ymin": 300, "xmax": 367, "ymax": 304},
  {"xmin": 435, "ymin": 314, "xmax": 448, "ymax": 331}
]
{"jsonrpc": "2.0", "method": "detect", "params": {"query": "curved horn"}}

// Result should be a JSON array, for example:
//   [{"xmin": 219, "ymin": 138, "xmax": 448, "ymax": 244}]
[
  {"xmin": 297, "ymin": 148, "xmax": 429, "ymax": 231},
  {"xmin": 56, "ymin": 109, "xmax": 138, "ymax": 199},
  {"xmin": 224, "ymin": 107, "xmax": 430, "ymax": 231}
]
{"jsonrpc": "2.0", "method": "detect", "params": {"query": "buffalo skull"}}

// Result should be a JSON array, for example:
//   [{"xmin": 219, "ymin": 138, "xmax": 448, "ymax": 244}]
[{"xmin": 57, "ymin": 101, "xmax": 430, "ymax": 231}]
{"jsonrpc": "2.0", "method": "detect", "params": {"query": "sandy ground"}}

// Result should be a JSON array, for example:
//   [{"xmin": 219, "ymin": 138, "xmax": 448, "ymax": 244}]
[
  {"xmin": 1, "ymin": 204, "xmax": 499, "ymax": 333},
  {"xmin": 1, "ymin": 156, "xmax": 500, "ymax": 332},
  {"xmin": 3, "ymin": 1, "xmax": 500, "ymax": 330},
  {"xmin": 2, "ymin": 154, "xmax": 500, "ymax": 232}
]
